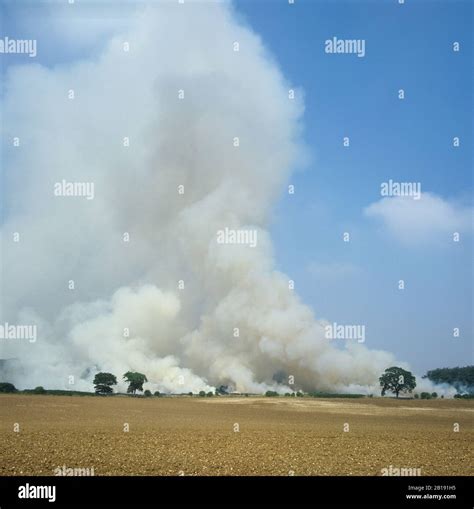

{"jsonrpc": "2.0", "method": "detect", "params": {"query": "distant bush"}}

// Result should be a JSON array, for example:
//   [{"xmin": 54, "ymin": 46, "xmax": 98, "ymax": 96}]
[
  {"xmin": 33, "ymin": 386, "xmax": 46, "ymax": 394},
  {"xmin": 207, "ymin": 392, "xmax": 214, "ymax": 397},
  {"xmin": 431, "ymin": 392, "xmax": 438, "ymax": 399},
  {"xmin": 296, "ymin": 391, "xmax": 304, "ymax": 397},
  {"xmin": 284, "ymin": 393, "xmax": 291, "ymax": 397},
  {"xmin": 414, "ymin": 393, "xmax": 419, "ymax": 399},
  {"xmin": 144, "ymin": 390, "xmax": 152, "ymax": 397},
  {"xmin": 454, "ymin": 393, "xmax": 474, "ymax": 399},
  {"xmin": 35, "ymin": 389, "xmax": 94, "ymax": 396},
  {"xmin": 265, "ymin": 391, "xmax": 278, "ymax": 397},
  {"xmin": 188, "ymin": 392, "xmax": 193, "ymax": 396},
  {"xmin": 420, "ymin": 392, "xmax": 432, "ymax": 399},
  {"xmin": 0, "ymin": 382, "xmax": 17, "ymax": 393},
  {"xmin": 291, "ymin": 393, "xmax": 296, "ymax": 397},
  {"xmin": 199, "ymin": 390, "xmax": 206, "ymax": 397},
  {"xmin": 154, "ymin": 391, "xmax": 161, "ymax": 397}
]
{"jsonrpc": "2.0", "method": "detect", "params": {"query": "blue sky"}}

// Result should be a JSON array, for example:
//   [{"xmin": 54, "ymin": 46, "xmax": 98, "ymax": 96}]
[
  {"xmin": 235, "ymin": 0, "xmax": 473, "ymax": 374},
  {"xmin": 1, "ymin": 0, "xmax": 472, "ymax": 377}
]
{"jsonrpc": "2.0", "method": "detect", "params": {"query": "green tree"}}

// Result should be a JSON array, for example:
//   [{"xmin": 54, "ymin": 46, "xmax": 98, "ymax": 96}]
[
  {"xmin": 33, "ymin": 386, "xmax": 46, "ymax": 394},
  {"xmin": 154, "ymin": 391, "xmax": 161, "ymax": 397},
  {"xmin": 216, "ymin": 385, "xmax": 229, "ymax": 395},
  {"xmin": 265, "ymin": 390, "xmax": 278, "ymax": 397},
  {"xmin": 207, "ymin": 391, "xmax": 214, "ymax": 397},
  {"xmin": 0, "ymin": 382, "xmax": 17, "ymax": 393},
  {"xmin": 379, "ymin": 367, "xmax": 416, "ymax": 398},
  {"xmin": 123, "ymin": 372, "xmax": 148, "ymax": 395},
  {"xmin": 93, "ymin": 372, "xmax": 117, "ymax": 395},
  {"xmin": 199, "ymin": 390, "xmax": 206, "ymax": 397},
  {"xmin": 144, "ymin": 389, "xmax": 152, "ymax": 397}
]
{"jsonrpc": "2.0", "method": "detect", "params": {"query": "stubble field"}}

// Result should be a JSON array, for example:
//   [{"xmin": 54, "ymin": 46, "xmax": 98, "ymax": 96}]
[{"xmin": 0, "ymin": 395, "xmax": 472, "ymax": 476}]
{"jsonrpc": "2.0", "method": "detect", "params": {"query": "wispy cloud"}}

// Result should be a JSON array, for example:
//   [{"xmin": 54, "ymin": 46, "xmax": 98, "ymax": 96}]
[{"xmin": 364, "ymin": 192, "xmax": 473, "ymax": 244}]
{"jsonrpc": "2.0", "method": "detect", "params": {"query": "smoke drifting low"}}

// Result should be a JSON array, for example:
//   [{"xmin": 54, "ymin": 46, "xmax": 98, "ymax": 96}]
[{"xmin": 0, "ymin": 2, "xmax": 451, "ymax": 396}]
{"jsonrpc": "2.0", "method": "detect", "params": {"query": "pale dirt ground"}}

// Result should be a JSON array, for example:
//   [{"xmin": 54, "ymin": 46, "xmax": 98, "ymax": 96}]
[{"xmin": 0, "ymin": 395, "xmax": 472, "ymax": 476}]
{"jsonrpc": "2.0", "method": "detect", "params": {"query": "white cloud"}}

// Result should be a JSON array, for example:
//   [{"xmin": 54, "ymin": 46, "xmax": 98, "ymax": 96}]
[{"xmin": 364, "ymin": 193, "xmax": 473, "ymax": 244}]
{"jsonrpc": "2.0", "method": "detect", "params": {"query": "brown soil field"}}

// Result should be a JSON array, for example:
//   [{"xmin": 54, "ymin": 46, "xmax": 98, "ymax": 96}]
[{"xmin": 0, "ymin": 395, "xmax": 472, "ymax": 476}]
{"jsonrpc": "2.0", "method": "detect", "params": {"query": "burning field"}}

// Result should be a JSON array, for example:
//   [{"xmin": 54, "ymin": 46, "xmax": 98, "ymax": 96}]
[{"xmin": 1, "ymin": 395, "xmax": 472, "ymax": 476}]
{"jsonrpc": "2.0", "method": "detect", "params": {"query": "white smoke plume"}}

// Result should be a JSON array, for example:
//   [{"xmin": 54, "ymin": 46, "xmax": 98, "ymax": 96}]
[{"xmin": 0, "ymin": 1, "xmax": 452, "ymax": 396}]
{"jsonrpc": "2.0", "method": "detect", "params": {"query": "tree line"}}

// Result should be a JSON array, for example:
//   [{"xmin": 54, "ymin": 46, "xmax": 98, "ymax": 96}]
[
  {"xmin": 423, "ymin": 366, "xmax": 474, "ymax": 391},
  {"xmin": 93, "ymin": 372, "xmax": 215, "ymax": 397},
  {"xmin": 1, "ymin": 365, "xmax": 473, "ymax": 397}
]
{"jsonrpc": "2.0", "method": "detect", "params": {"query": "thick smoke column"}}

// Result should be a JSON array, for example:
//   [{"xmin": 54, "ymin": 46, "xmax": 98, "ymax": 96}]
[{"xmin": 0, "ymin": 1, "xmax": 445, "ymax": 395}]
